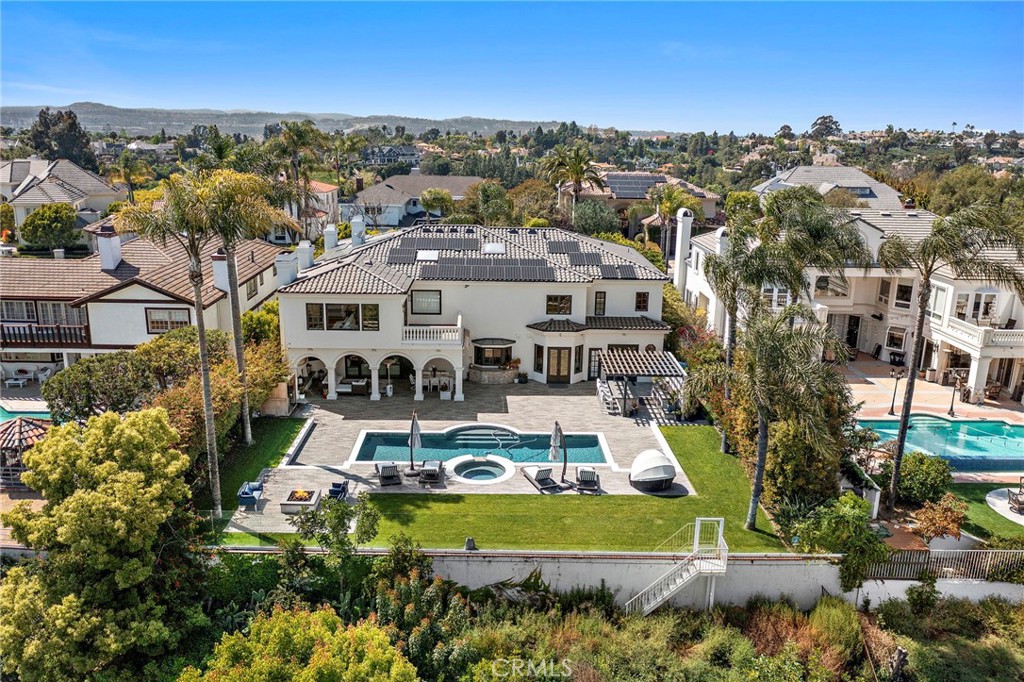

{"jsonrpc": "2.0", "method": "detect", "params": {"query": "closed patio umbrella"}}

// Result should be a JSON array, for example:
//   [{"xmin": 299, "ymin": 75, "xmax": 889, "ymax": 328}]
[
  {"xmin": 551, "ymin": 420, "xmax": 569, "ymax": 484},
  {"xmin": 406, "ymin": 411, "xmax": 421, "ymax": 477}
]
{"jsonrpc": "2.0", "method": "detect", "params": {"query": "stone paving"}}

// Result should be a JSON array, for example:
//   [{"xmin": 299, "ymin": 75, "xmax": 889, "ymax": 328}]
[{"xmin": 225, "ymin": 381, "xmax": 697, "ymax": 534}]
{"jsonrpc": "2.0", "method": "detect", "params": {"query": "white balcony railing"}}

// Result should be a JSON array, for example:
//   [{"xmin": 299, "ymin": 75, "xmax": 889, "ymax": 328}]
[
  {"xmin": 939, "ymin": 317, "xmax": 1024, "ymax": 350},
  {"xmin": 401, "ymin": 313, "xmax": 463, "ymax": 345}
]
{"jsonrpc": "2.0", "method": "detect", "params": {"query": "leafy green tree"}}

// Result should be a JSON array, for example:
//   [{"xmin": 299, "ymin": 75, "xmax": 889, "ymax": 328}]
[
  {"xmin": 419, "ymin": 153, "xmax": 452, "ymax": 175},
  {"xmin": 724, "ymin": 190, "xmax": 761, "ymax": 223},
  {"xmin": 19, "ymin": 202, "xmax": 78, "ymax": 250},
  {"xmin": 684, "ymin": 304, "xmax": 849, "ymax": 529},
  {"xmin": 877, "ymin": 204, "xmax": 1024, "ymax": 515},
  {"xmin": 796, "ymin": 493, "xmax": 889, "ymax": 591},
  {"xmin": 135, "ymin": 325, "xmax": 231, "ymax": 389},
  {"xmin": 178, "ymin": 607, "xmax": 417, "ymax": 682},
  {"xmin": 573, "ymin": 199, "xmax": 619, "ymax": 235},
  {"xmin": 594, "ymin": 231, "xmax": 665, "ymax": 271},
  {"xmin": 809, "ymin": 114, "xmax": 842, "ymax": 140},
  {"xmin": 879, "ymin": 451, "xmax": 953, "ymax": 505},
  {"xmin": 0, "ymin": 410, "xmax": 205, "ymax": 682},
  {"xmin": 470, "ymin": 180, "xmax": 513, "ymax": 225},
  {"xmin": 540, "ymin": 144, "xmax": 605, "ymax": 224},
  {"xmin": 117, "ymin": 172, "xmax": 229, "ymax": 515},
  {"xmin": 104, "ymin": 150, "xmax": 153, "ymax": 204},
  {"xmin": 928, "ymin": 165, "xmax": 1013, "ymax": 216},
  {"xmin": 775, "ymin": 124, "xmax": 795, "ymax": 141},
  {"xmin": 420, "ymin": 187, "xmax": 454, "ymax": 219},
  {"xmin": 290, "ymin": 493, "xmax": 380, "ymax": 600},
  {"xmin": 27, "ymin": 107, "xmax": 99, "ymax": 170},
  {"xmin": 41, "ymin": 351, "xmax": 153, "ymax": 423},
  {"xmin": 508, "ymin": 178, "xmax": 557, "ymax": 224},
  {"xmin": 242, "ymin": 300, "xmax": 280, "ymax": 345},
  {"xmin": 266, "ymin": 120, "xmax": 327, "ymax": 234}
]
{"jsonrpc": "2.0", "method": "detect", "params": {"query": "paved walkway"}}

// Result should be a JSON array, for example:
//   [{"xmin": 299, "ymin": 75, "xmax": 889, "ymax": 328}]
[{"xmin": 984, "ymin": 487, "xmax": 1024, "ymax": 528}]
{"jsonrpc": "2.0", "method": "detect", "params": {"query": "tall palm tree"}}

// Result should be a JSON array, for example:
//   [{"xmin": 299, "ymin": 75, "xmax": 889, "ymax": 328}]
[
  {"xmin": 206, "ymin": 170, "xmax": 295, "ymax": 447},
  {"xmin": 267, "ymin": 120, "xmax": 326, "ymax": 235},
  {"xmin": 540, "ymin": 145, "xmax": 605, "ymax": 224},
  {"xmin": 878, "ymin": 203, "xmax": 1024, "ymax": 515},
  {"xmin": 114, "ymin": 172, "xmax": 224, "ymax": 514},
  {"xmin": 329, "ymin": 132, "xmax": 367, "ymax": 188},
  {"xmin": 684, "ymin": 303, "xmax": 849, "ymax": 529},
  {"xmin": 105, "ymin": 150, "xmax": 153, "ymax": 204}
]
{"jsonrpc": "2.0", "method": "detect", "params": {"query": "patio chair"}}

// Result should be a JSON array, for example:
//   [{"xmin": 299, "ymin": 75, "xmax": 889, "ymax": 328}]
[
  {"xmin": 326, "ymin": 480, "xmax": 349, "ymax": 501},
  {"xmin": 1004, "ymin": 318, "xmax": 1017, "ymax": 330},
  {"xmin": 985, "ymin": 382, "xmax": 1003, "ymax": 399},
  {"xmin": 575, "ymin": 466, "xmax": 601, "ymax": 494},
  {"xmin": 1009, "ymin": 490, "xmax": 1024, "ymax": 515},
  {"xmin": 419, "ymin": 460, "xmax": 445, "ymax": 485},
  {"xmin": 523, "ymin": 466, "xmax": 560, "ymax": 493},
  {"xmin": 37, "ymin": 367, "xmax": 53, "ymax": 383},
  {"xmin": 1018, "ymin": 476, "xmax": 1024, "ymax": 494},
  {"xmin": 237, "ymin": 480, "xmax": 263, "ymax": 510},
  {"xmin": 375, "ymin": 461, "xmax": 402, "ymax": 487}
]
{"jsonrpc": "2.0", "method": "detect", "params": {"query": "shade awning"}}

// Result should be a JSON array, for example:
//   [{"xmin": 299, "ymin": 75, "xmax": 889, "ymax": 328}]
[
  {"xmin": 471, "ymin": 337, "xmax": 516, "ymax": 347},
  {"xmin": 598, "ymin": 349, "xmax": 687, "ymax": 378}
]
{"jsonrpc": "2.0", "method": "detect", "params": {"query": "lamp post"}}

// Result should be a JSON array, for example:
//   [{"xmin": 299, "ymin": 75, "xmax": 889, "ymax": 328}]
[
  {"xmin": 888, "ymin": 368, "xmax": 906, "ymax": 416},
  {"xmin": 948, "ymin": 377, "xmax": 959, "ymax": 418}
]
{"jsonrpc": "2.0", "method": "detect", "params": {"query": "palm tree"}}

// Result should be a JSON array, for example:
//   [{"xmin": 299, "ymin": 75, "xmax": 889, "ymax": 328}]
[
  {"xmin": 267, "ymin": 120, "xmax": 326, "ymax": 236},
  {"xmin": 684, "ymin": 303, "xmax": 849, "ymax": 529},
  {"xmin": 329, "ymin": 132, "xmax": 367, "ymax": 188},
  {"xmin": 105, "ymin": 150, "xmax": 153, "ymax": 204},
  {"xmin": 540, "ymin": 145, "xmax": 605, "ymax": 224},
  {"xmin": 114, "ymin": 172, "xmax": 224, "ymax": 514},
  {"xmin": 206, "ymin": 170, "xmax": 295, "ymax": 447},
  {"xmin": 877, "ymin": 203, "xmax": 1024, "ymax": 515},
  {"xmin": 420, "ymin": 188, "xmax": 453, "ymax": 223}
]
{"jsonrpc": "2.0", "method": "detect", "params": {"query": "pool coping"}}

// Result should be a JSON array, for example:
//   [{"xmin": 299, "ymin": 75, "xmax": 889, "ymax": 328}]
[
  {"xmin": 858, "ymin": 413, "xmax": 1024, "ymax": 471},
  {"xmin": 0, "ymin": 397, "xmax": 50, "ymax": 416},
  {"xmin": 857, "ymin": 413, "xmax": 1024, "ymax": 427}
]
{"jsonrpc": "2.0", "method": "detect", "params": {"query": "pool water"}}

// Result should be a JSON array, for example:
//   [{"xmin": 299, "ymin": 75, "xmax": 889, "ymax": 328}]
[
  {"xmin": 453, "ymin": 460, "xmax": 507, "ymax": 480},
  {"xmin": 858, "ymin": 415, "xmax": 1024, "ymax": 471},
  {"xmin": 0, "ymin": 406, "xmax": 50, "ymax": 423},
  {"xmin": 355, "ymin": 426, "xmax": 607, "ymax": 464}
]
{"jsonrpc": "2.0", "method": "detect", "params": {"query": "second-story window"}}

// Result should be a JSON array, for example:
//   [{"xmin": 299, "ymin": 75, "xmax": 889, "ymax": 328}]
[
  {"xmin": 877, "ymin": 278, "xmax": 891, "ymax": 305},
  {"xmin": 246, "ymin": 279, "xmax": 258, "ymax": 300},
  {"xmin": 1, "ymin": 301, "xmax": 37, "ymax": 322},
  {"xmin": 411, "ymin": 290, "xmax": 441, "ymax": 315},
  {"xmin": 326, "ymin": 304, "xmax": 360, "ymax": 330},
  {"xmin": 635, "ymin": 291, "xmax": 649, "ymax": 312},
  {"xmin": 546, "ymin": 295, "xmax": 572, "ymax": 315},
  {"xmin": 594, "ymin": 291, "xmax": 606, "ymax": 316},
  {"xmin": 894, "ymin": 281, "xmax": 913, "ymax": 309},
  {"xmin": 361, "ymin": 304, "xmax": 379, "ymax": 331},
  {"xmin": 927, "ymin": 286, "xmax": 947, "ymax": 322},
  {"xmin": 146, "ymin": 308, "xmax": 190, "ymax": 334},
  {"xmin": 306, "ymin": 303, "xmax": 325, "ymax": 330}
]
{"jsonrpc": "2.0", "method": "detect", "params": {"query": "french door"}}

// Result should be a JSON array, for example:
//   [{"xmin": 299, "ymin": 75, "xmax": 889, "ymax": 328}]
[{"xmin": 546, "ymin": 347, "xmax": 571, "ymax": 384}]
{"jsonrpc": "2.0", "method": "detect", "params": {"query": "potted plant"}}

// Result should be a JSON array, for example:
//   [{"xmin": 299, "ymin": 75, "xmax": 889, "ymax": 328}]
[
  {"xmin": 516, "ymin": 372, "xmax": 528, "ymax": 384},
  {"xmin": 439, "ymin": 381, "xmax": 451, "ymax": 400}
]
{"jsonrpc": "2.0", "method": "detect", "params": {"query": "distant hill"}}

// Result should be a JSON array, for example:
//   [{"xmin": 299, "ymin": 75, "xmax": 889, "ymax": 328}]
[{"xmin": 0, "ymin": 102, "xmax": 664, "ymax": 138}]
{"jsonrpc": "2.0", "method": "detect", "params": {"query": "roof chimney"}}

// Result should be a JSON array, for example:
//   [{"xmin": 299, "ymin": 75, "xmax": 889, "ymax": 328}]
[
  {"xmin": 323, "ymin": 224, "xmax": 338, "ymax": 251},
  {"xmin": 52, "ymin": 248, "xmax": 65, "ymax": 260},
  {"xmin": 275, "ymin": 251, "xmax": 299, "ymax": 287},
  {"xmin": 351, "ymin": 215, "xmax": 366, "ymax": 246},
  {"xmin": 673, "ymin": 208, "xmax": 694, "ymax": 295},
  {"xmin": 296, "ymin": 240, "xmax": 314, "ymax": 270},
  {"xmin": 97, "ymin": 231, "xmax": 122, "ymax": 271},
  {"xmin": 212, "ymin": 248, "xmax": 230, "ymax": 292}
]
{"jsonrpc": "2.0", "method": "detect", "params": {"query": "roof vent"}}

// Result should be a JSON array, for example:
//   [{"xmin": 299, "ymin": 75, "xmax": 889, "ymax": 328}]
[
  {"xmin": 482, "ymin": 243, "xmax": 506, "ymax": 255},
  {"xmin": 509, "ymin": 228, "xmax": 519, "ymax": 234},
  {"xmin": 906, "ymin": 211, "xmax": 918, "ymax": 217},
  {"xmin": 850, "ymin": 211, "xmax": 862, "ymax": 216},
  {"xmin": 527, "ymin": 228, "xmax": 538, "ymax": 234},
  {"xmin": 880, "ymin": 212, "xmax": 892, "ymax": 217}
]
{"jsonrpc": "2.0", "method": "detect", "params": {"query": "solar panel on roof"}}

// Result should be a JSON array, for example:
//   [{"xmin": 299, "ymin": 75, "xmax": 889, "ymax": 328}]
[
  {"xmin": 616, "ymin": 264, "xmax": 637, "ymax": 278},
  {"xmin": 387, "ymin": 249, "xmax": 417, "ymax": 264},
  {"xmin": 547, "ymin": 241, "xmax": 580, "ymax": 254},
  {"xmin": 569, "ymin": 252, "xmax": 602, "ymax": 266},
  {"xmin": 599, "ymin": 264, "xmax": 620, "ymax": 279}
]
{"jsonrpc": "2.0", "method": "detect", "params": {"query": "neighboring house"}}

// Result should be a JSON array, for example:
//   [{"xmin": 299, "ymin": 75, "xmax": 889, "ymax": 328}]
[
  {"xmin": 559, "ymin": 172, "xmax": 721, "ymax": 231},
  {"xmin": 276, "ymin": 223, "xmax": 671, "ymax": 400},
  {"xmin": 274, "ymin": 179, "xmax": 340, "ymax": 244},
  {"xmin": 341, "ymin": 175, "xmax": 483, "ymax": 229},
  {"xmin": 751, "ymin": 165, "xmax": 904, "ymax": 209},
  {"xmin": 0, "ymin": 222, "xmax": 281, "ymax": 377},
  {"xmin": 362, "ymin": 145, "xmax": 421, "ymax": 167},
  {"xmin": 1, "ymin": 159, "xmax": 127, "ymax": 244},
  {"xmin": 681, "ymin": 209, "xmax": 1024, "ymax": 404}
]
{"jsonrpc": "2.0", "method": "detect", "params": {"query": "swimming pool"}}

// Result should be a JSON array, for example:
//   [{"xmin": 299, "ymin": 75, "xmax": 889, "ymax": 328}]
[
  {"xmin": 0, "ymin": 405, "xmax": 50, "ymax": 423},
  {"xmin": 352, "ymin": 424, "xmax": 610, "ymax": 464},
  {"xmin": 857, "ymin": 415, "xmax": 1024, "ymax": 471}
]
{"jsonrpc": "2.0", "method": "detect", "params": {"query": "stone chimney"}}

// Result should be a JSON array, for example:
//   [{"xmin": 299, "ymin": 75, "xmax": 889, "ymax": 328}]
[
  {"xmin": 672, "ymin": 208, "xmax": 695, "ymax": 295},
  {"xmin": 323, "ymin": 224, "xmax": 338, "ymax": 251},
  {"xmin": 295, "ymin": 240, "xmax": 314, "ymax": 270},
  {"xmin": 351, "ymin": 215, "xmax": 366, "ymax": 246},
  {"xmin": 53, "ymin": 248, "xmax": 65, "ymax": 260},
  {"xmin": 212, "ymin": 248, "xmax": 230, "ymax": 292},
  {"xmin": 97, "ymin": 231, "xmax": 122, "ymax": 271},
  {"xmin": 275, "ymin": 251, "xmax": 299, "ymax": 287}
]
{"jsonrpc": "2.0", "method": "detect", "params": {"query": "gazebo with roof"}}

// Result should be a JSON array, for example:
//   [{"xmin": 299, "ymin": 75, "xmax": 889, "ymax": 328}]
[
  {"xmin": 0, "ymin": 416, "xmax": 51, "ymax": 484},
  {"xmin": 597, "ymin": 348, "xmax": 687, "ymax": 417}
]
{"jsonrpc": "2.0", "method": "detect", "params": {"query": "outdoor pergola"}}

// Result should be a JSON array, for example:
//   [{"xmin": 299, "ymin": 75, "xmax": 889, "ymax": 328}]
[
  {"xmin": 0, "ymin": 416, "xmax": 51, "ymax": 484},
  {"xmin": 598, "ymin": 349, "xmax": 687, "ymax": 417}
]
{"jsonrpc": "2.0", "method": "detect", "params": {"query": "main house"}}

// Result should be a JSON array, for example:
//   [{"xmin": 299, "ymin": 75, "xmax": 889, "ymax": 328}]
[
  {"xmin": 276, "ymin": 223, "xmax": 671, "ymax": 401},
  {"xmin": 341, "ymin": 174, "xmax": 483, "ymax": 229},
  {"xmin": 1, "ymin": 158, "xmax": 126, "ymax": 236},
  {"xmin": 681, "ymin": 208, "xmax": 1024, "ymax": 404},
  {"xmin": 0, "ymin": 222, "xmax": 281, "ymax": 379}
]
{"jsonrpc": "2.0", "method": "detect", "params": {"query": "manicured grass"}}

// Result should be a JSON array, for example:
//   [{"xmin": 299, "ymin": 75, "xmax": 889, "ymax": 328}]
[
  {"xmin": 951, "ymin": 483, "xmax": 1024, "ymax": 540},
  {"xmin": 194, "ymin": 417, "xmax": 306, "ymax": 511},
  {"xmin": 367, "ymin": 426, "xmax": 784, "ymax": 552}
]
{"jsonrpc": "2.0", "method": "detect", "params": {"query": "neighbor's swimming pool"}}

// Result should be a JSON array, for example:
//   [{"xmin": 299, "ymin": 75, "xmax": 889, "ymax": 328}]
[
  {"xmin": 353, "ymin": 425, "xmax": 609, "ymax": 464},
  {"xmin": 857, "ymin": 414, "xmax": 1024, "ymax": 471},
  {"xmin": 0, "ymin": 405, "xmax": 50, "ymax": 423}
]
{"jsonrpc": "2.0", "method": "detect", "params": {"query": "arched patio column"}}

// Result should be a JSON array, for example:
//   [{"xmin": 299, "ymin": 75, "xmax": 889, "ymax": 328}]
[
  {"xmin": 370, "ymin": 362, "xmax": 381, "ymax": 401},
  {"xmin": 454, "ymin": 366, "xmax": 464, "ymax": 402},
  {"xmin": 414, "ymin": 365, "xmax": 424, "ymax": 401},
  {"xmin": 326, "ymin": 365, "xmax": 337, "ymax": 400}
]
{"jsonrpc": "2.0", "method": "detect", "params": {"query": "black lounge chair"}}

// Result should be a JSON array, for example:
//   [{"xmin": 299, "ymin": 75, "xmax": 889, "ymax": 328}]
[
  {"xmin": 420, "ymin": 460, "xmax": 445, "ymax": 484},
  {"xmin": 523, "ymin": 466, "xmax": 560, "ymax": 493},
  {"xmin": 375, "ymin": 462, "xmax": 402, "ymax": 487},
  {"xmin": 576, "ymin": 467, "xmax": 601, "ymax": 494},
  {"xmin": 327, "ymin": 480, "xmax": 349, "ymax": 500}
]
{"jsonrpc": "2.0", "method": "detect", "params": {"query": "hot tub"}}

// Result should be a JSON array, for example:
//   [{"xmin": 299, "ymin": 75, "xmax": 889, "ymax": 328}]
[{"xmin": 446, "ymin": 454, "xmax": 516, "ymax": 485}]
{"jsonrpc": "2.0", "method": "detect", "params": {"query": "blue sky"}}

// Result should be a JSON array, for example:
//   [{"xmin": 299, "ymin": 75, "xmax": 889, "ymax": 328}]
[{"xmin": 2, "ymin": 2, "xmax": 1022, "ymax": 133}]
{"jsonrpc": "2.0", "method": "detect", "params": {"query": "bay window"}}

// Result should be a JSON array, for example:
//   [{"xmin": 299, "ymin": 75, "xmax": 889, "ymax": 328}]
[{"xmin": 885, "ymin": 326, "xmax": 906, "ymax": 350}]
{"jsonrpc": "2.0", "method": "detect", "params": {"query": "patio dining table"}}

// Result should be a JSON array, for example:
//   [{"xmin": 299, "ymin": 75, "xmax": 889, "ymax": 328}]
[{"xmin": 425, "ymin": 373, "xmax": 451, "ymax": 391}]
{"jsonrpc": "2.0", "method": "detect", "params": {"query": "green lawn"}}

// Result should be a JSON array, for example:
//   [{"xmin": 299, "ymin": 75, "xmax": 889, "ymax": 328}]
[
  {"xmin": 367, "ymin": 426, "xmax": 784, "ymax": 552},
  {"xmin": 951, "ymin": 483, "xmax": 1024, "ymax": 540},
  {"xmin": 194, "ymin": 417, "xmax": 306, "ymax": 511}
]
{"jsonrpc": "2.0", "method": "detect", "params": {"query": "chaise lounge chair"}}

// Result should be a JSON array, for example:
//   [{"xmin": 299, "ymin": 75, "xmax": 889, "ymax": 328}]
[
  {"xmin": 523, "ymin": 466, "xmax": 560, "ymax": 493},
  {"xmin": 326, "ymin": 480, "xmax": 349, "ymax": 501},
  {"xmin": 575, "ymin": 467, "xmax": 601, "ymax": 494},
  {"xmin": 375, "ymin": 462, "xmax": 402, "ymax": 487},
  {"xmin": 419, "ymin": 460, "xmax": 445, "ymax": 485}
]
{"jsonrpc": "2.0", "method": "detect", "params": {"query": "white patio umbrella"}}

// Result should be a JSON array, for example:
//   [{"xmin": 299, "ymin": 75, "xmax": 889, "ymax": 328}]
[
  {"xmin": 406, "ymin": 410, "xmax": 422, "ymax": 477},
  {"xmin": 551, "ymin": 420, "xmax": 569, "ymax": 483}
]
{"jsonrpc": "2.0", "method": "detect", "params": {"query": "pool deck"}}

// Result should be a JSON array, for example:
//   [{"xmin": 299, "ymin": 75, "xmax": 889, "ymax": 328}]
[{"xmin": 224, "ymin": 381, "xmax": 696, "ymax": 535}]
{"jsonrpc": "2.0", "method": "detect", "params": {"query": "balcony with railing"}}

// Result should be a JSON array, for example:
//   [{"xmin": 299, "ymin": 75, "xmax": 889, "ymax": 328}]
[
  {"xmin": 936, "ymin": 316, "xmax": 1024, "ymax": 351},
  {"xmin": 401, "ymin": 313, "xmax": 463, "ymax": 346},
  {"xmin": 1, "ymin": 323, "xmax": 91, "ymax": 349}
]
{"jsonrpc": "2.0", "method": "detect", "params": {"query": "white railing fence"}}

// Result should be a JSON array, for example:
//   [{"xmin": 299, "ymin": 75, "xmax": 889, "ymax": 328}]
[{"xmin": 868, "ymin": 549, "xmax": 1024, "ymax": 581}]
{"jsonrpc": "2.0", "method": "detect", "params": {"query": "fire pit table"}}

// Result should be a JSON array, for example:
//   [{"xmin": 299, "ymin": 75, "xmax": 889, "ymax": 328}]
[{"xmin": 279, "ymin": 488, "xmax": 322, "ymax": 514}]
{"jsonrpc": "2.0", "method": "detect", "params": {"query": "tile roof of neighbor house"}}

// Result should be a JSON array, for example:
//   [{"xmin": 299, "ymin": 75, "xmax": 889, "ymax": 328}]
[
  {"xmin": 690, "ymin": 230, "xmax": 722, "ymax": 253},
  {"xmin": 306, "ymin": 180, "xmax": 339, "ymax": 194},
  {"xmin": 7, "ymin": 159, "xmax": 119, "ymax": 205},
  {"xmin": 0, "ymin": 159, "xmax": 51, "ymax": 186},
  {"xmin": 0, "ymin": 232, "xmax": 281, "ymax": 307},
  {"xmin": 667, "ymin": 177, "xmax": 721, "ymax": 201},
  {"xmin": 280, "ymin": 224, "xmax": 668, "ymax": 295},
  {"xmin": 354, "ymin": 175, "xmax": 485, "ymax": 206},
  {"xmin": 751, "ymin": 165, "xmax": 903, "ymax": 210}
]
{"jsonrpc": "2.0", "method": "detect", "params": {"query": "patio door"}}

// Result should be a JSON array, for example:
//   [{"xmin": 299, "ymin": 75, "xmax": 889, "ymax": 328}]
[
  {"xmin": 588, "ymin": 348, "xmax": 602, "ymax": 380},
  {"xmin": 845, "ymin": 315, "xmax": 861, "ymax": 351},
  {"xmin": 547, "ymin": 347, "xmax": 571, "ymax": 384}
]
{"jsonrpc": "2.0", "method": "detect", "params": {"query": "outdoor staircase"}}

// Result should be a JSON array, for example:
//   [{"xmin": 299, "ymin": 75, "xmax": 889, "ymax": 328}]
[{"xmin": 624, "ymin": 518, "xmax": 729, "ymax": 615}]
